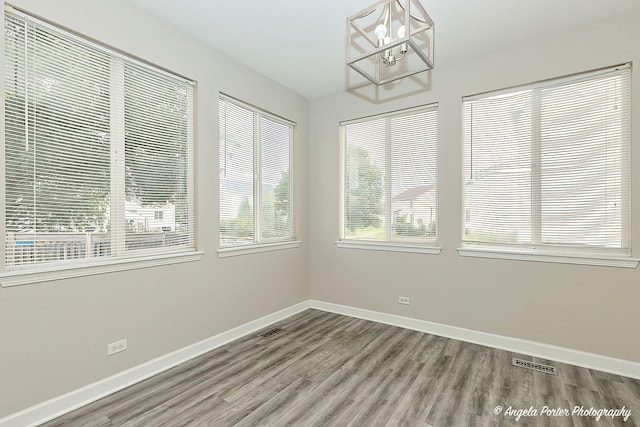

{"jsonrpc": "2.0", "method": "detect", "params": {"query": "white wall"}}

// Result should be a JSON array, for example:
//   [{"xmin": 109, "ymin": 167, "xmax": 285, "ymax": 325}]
[
  {"xmin": 0, "ymin": 0, "xmax": 310, "ymax": 418},
  {"xmin": 310, "ymin": 11, "xmax": 640, "ymax": 364}
]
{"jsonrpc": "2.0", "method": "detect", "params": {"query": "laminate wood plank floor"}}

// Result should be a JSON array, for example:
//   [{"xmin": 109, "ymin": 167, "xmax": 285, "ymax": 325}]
[{"xmin": 40, "ymin": 309, "xmax": 640, "ymax": 426}]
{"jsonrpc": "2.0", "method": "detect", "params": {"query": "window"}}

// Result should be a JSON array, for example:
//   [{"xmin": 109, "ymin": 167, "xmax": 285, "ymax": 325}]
[
  {"xmin": 154, "ymin": 211, "xmax": 164, "ymax": 221},
  {"xmin": 462, "ymin": 64, "xmax": 634, "ymax": 266},
  {"xmin": 338, "ymin": 104, "xmax": 439, "ymax": 252},
  {"xmin": 3, "ymin": 9, "xmax": 197, "ymax": 281},
  {"xmin": 218, "ymin": 95, "xmax": 295, "ymax": 250}
]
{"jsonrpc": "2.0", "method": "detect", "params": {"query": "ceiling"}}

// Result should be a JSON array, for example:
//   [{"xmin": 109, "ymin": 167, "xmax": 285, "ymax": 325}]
[{"xmin": 130, "ymin": 0, "xmax": 640, "ymax": 99}]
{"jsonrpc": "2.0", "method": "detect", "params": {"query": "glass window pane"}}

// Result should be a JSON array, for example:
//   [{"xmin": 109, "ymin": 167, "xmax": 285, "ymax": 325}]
[
  {"xmin": 260, "ymin": 116, "xmax": 292, "ymax": 240},
  {"xmin": 391, "ymin": 110, "xmax": 438, "ymax": 240},
  {"xmin": 219, "ymin": 99, "xmax": 255, "ymax": 246},
  {"xmin": 5, "ymin": 16, "xmax": 111, "ymax": 266},
  {"xmin": 124, "ymin": 64, "xmax": 190, "ymax": 251},
  {"xmin": 464, "ymin": 91, "xmax": 532, "ymax": 245},
  {"xmin": 344, "ymin": 119, "xmax": 386, "ymax": 240}
]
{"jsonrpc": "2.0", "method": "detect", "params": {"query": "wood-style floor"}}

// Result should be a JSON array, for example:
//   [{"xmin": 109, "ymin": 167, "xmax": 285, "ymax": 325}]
[{"xmin": 41, "ymin": 309, "xmax": 640, "ymax": 426}]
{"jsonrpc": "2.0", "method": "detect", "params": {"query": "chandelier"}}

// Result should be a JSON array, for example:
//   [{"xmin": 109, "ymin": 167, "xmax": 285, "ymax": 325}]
[{"xmin": 346, "ymin": 0, "xmax": 434, "ymax": 85}]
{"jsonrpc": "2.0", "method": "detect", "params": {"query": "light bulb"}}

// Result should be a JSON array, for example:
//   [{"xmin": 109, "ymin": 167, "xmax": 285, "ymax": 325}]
[
  {"xmin": 374, "ymin": 24, "xmax": 387, "ymax": 41},
  {"xmin": 397, "ymin": 25, "xmax": 406, "ymax": 39}
]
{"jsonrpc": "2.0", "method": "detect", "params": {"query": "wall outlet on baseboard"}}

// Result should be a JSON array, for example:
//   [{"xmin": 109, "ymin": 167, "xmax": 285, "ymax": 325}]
[
  {"xmin": 107, "ymin": 339, "xmax": 127, "ymax": 356},
  {"xmin": 398, "ymin": 296, "xmax": 410, "ymax": 305}
]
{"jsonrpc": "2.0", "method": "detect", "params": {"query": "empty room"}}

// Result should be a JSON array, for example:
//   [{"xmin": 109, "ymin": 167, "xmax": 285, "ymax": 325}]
[{"xmin": 1, "ymin": 0, "xmax": 639, "ymax": 426}]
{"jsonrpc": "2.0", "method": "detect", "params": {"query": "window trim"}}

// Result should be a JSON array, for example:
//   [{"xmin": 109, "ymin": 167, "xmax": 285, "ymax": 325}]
[
  {"xmin": 460, "ymin": 64, "xmax": 633, "ymax": 266},
  {"xmin": 338, "ymin": 103, "xmax": 440, "ymax": 253},
  {"xmin": 218, "ymin": 94, "xmax": 297, "ymax": 252},
  {"xmin": 457, "ymin": 246, "xmax": 638, "ymax": 269},
  {"xmin": 336, "ymin": 240, "xmax": 441, "ymax": 255},
  {"xmin": 217, "ymin": 240, "xmax": 301, "ymax": 258},
  {"xmin": 0, "ymin": 251, "xmax": 204, "ymax": 287}
]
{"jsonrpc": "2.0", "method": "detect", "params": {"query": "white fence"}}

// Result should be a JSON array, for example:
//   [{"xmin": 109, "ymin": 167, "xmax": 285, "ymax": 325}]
[{"xmin": 6, "ymin": 232, "xmax": 177, "ymax": 266}]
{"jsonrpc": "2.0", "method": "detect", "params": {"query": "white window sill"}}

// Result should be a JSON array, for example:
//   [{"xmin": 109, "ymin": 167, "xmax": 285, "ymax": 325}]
[
  {"xmin": 335, "ymin": 240, "xmax": 442, "ymax": 255},
  {"xmin": 457, "ymin": 246, "xmax": 638, "ymax": 268},
  {"xmin": 0, "ymin": 251, "xmax": 205, "ymax": 287},
  {"xmin": 217, "ymin": 240, "xmax": 302, "ymax": 258}
]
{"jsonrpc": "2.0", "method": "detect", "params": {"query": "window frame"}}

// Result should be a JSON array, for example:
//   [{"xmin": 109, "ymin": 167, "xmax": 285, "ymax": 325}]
[
  {"xmin": 458, "ymin": 64, "xmax": 638, "ymax": 268},
  {"xmin": 336, "ymin": 103, "xmax": 441, "ymax": 255},
  {"xmin": 1, "ymin": 7, "xmax": 203, "ymax": 287},
  {"xmin": 217, "ymin": 94, "xmax": 300, "ymax": 257}
]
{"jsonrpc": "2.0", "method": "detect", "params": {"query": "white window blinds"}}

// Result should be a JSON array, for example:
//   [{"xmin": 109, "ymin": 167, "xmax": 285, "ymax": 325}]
[
  {"xmin": 4, "ymin": 10, "xmax": 196, "ymax": 269},
  {"xmin": 341, "ymin": 105, "xmax": 438, "ymax": 243},
  {"xmin": 219, "ymin": 95, "xmax": 294, "ymax": 247},
  {"xmin": 463, "ymin": 64, "xmax": 630, "ymax": 254}
]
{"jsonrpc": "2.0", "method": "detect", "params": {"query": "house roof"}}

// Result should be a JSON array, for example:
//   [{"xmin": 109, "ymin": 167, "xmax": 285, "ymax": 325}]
[{"xmin": 392, "ymin": 184, "xmax": 435, "ymax": 202}]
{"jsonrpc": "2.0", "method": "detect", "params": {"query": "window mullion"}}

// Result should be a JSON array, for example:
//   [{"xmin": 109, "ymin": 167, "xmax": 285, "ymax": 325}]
[
  {"xmin": 110, "ymin": 58, "xmax": 126, "ymax": 256},
  {"xmin": 531, "ymin": 88, "xmax": 542, "ymax": 245}
]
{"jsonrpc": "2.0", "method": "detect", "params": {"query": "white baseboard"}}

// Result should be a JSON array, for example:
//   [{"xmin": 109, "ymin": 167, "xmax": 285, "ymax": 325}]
[
  {"xmin": 3, "ymin": 298, "xmax": 639, "ymax": 427},
  {"xmin": 0, "ymin": 301, "xmax": 311, "ymax": 427},
  {"xmin": 309, "ymin": 299, "xmax": 640, "ymax": 381}
]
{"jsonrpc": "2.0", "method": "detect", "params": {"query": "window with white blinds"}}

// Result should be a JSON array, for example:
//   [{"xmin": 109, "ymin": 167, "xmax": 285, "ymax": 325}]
[
  {"xmin": 462, "ymin": 64, "xmax": 631, "ymax": 258},
  {"xmin": 4, "ymin": 9, "xmax": 196, "ymax": 271},
  {"xmin": 340, "ymin": 104, "xmax": 438, "ymax": 246},
  {"xmin": 219, "ymin": 95, "xmax": 294, "ymax": 248}
]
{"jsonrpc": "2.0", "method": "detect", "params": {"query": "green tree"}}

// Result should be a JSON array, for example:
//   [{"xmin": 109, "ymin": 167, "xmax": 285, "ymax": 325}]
[
  {"xmin": 261, "ymin": 189, "xmax": 276, "ymax": 237},
  {"xmin": 235, "ymin": 196, "xmax": 254, "ymax": 238},
  {"xmin": 220, "ymin": 195, "xmax": 254, "ymax": 240},
  {"xmin": 273, "ymin": 170, "xmax": 291, "ymax": 236},
  {"xmin": 274, "ymin": 170, "xmax": 290, "ymax": 215},
  {"xmin": 4, "ymin": 18, "xmax": 111, "ymax": 232},
  {"xmin": 124, "ymin": 65, "xmax": 189, "ymax": 210},
  {"xmin": 345, "ymin": 146, "xmax": 383, "ymax": 232},
  {"xmin": 5, "ymin": 18, "xmax": 190, "ymax": 234}
]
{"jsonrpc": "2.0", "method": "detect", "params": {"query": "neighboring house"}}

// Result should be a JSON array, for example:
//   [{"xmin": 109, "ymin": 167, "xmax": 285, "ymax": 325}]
[
  {"xmin": 391, "ymin": 184, "xmax": 436, "ymax": 230},
  {"xmin": 125, "ymin": 200, "xmax": 176, "ymax": 232}
]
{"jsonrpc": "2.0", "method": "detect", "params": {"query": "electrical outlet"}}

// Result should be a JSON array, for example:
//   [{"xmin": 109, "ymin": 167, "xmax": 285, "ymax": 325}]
[
  {"xmin": 398, "ymin": 296, "xmax": 410, "ymax": 305},
  {"xmin": 107, "ymin": 339, "xmax": 127, "ymax": 356}
]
